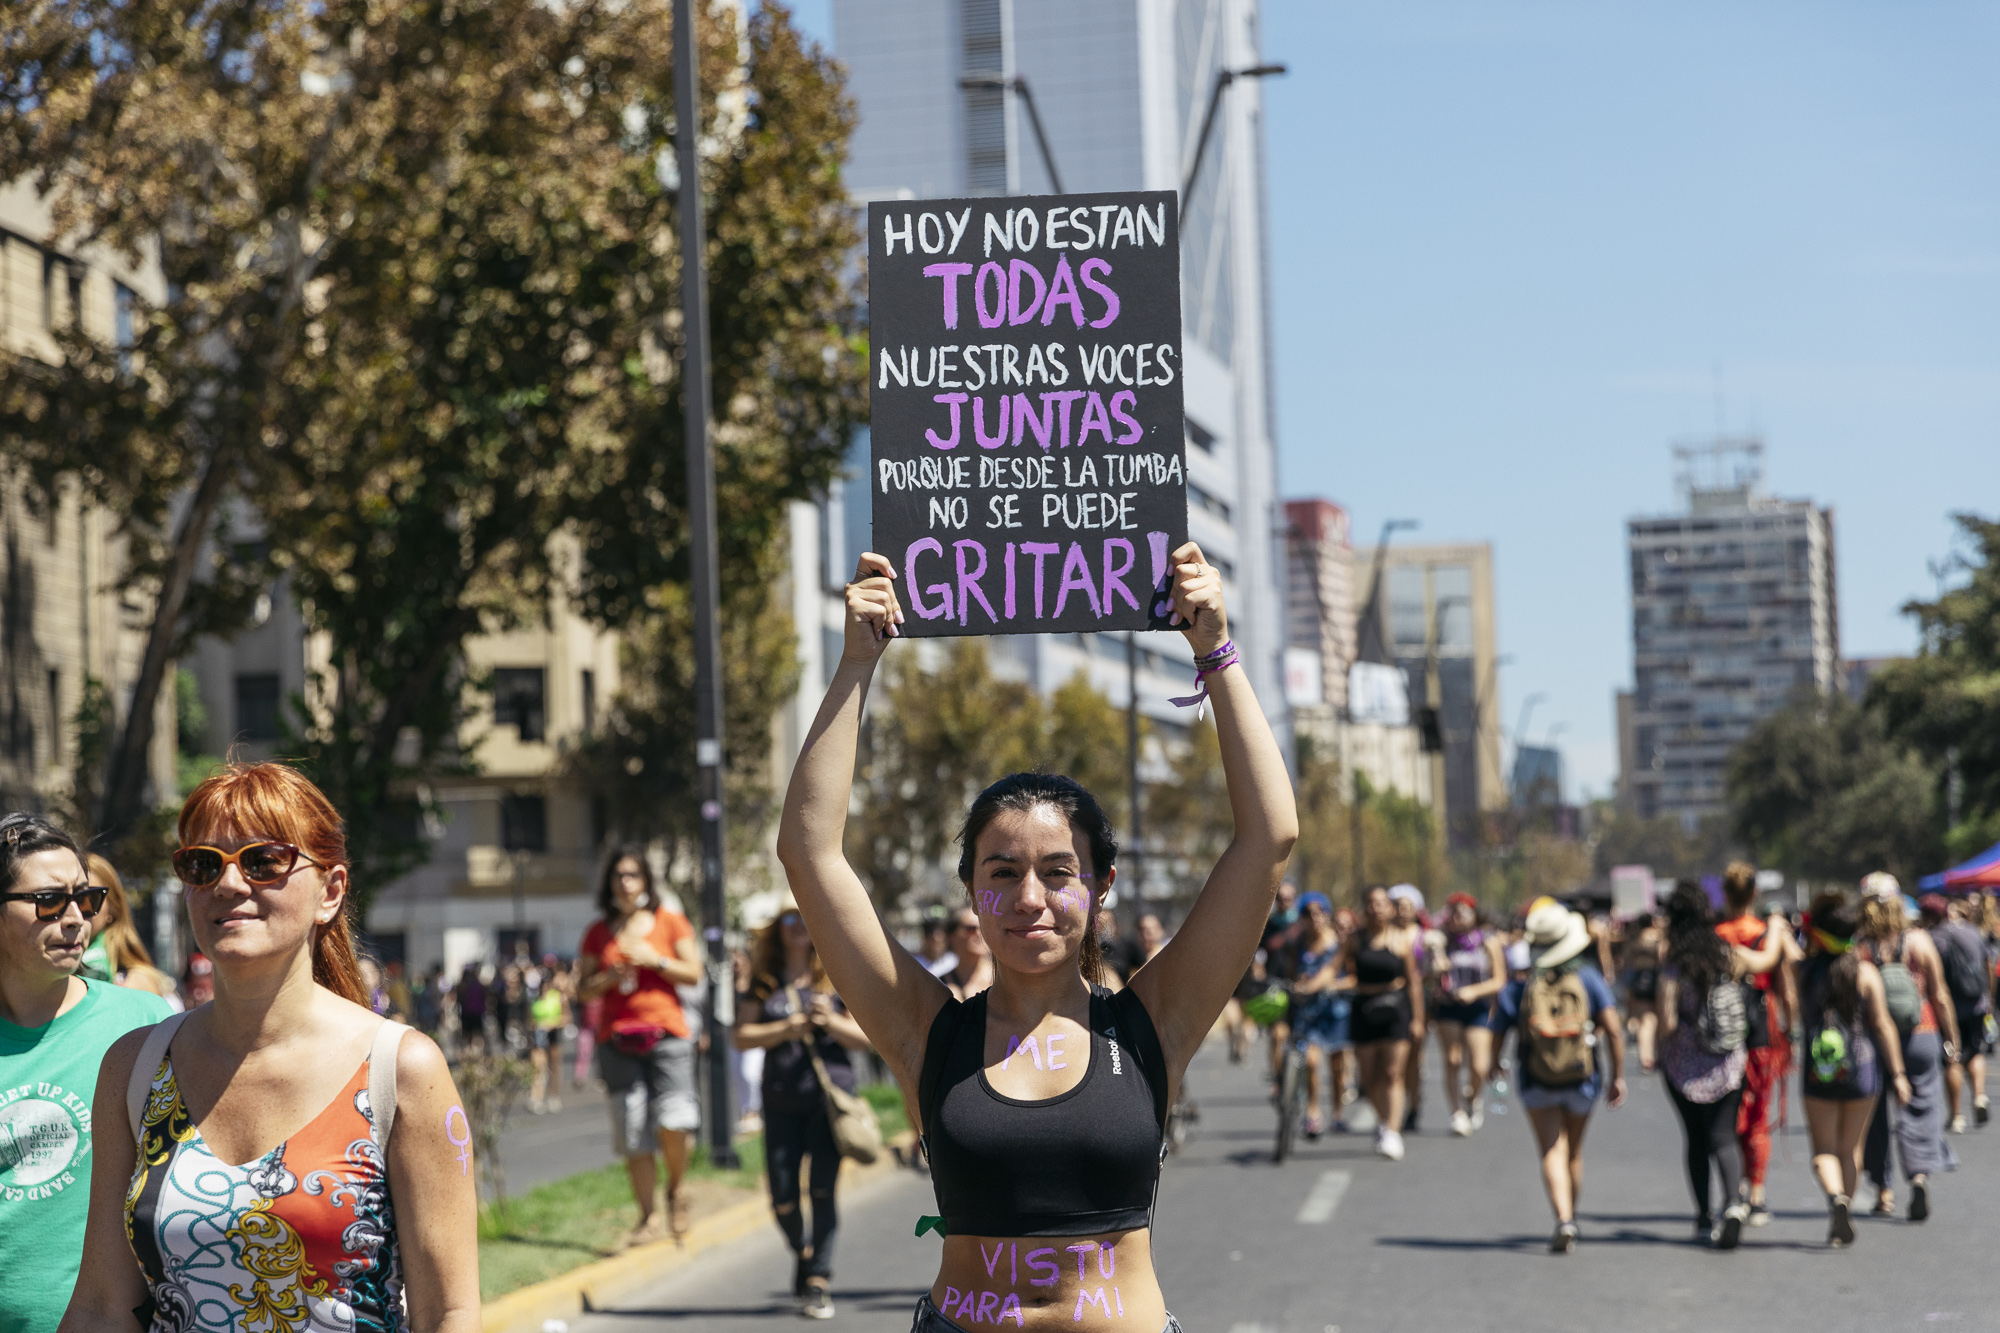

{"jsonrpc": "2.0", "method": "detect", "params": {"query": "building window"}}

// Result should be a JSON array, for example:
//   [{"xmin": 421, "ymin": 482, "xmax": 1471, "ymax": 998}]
[
  {"xmin": 1185, "ymin": 417, "xmax": 1217, "ymax": 454},
  {"xmin": 1189, "ymin": 482, "xmax": 1233, "ymax": 523},
  {"xmin": 580, "ymin": 668, "xmax": 597, "ymax": 734},
  {"xmin": 234, "ymin": 673, "xmax": 282, "ymax": 741},
  {"xmin": 492, "ymin": 667, "xmax": 547, "ymax": 743},
  {"xmin": 114, "ymin": 282, "xmax": 137, "ymax": 370},
  {"xmin": 500, "ymin": 793, "xmax": 548, "ymax": 852},
  {"xmin": 961, "ymin": 0, "xmax": 1007, "ymax": 194}
]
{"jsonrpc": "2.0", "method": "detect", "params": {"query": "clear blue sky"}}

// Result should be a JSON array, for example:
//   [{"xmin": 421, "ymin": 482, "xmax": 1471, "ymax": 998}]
[{"xmin": 791, "ymin": 1, "xmax": 1999, "ymax": 800}]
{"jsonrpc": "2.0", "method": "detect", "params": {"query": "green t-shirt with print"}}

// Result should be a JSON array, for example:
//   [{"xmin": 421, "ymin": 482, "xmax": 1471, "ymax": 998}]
[{"xmin": 0, "ymin": 979, "xmax": 172, "ymax": 1333}]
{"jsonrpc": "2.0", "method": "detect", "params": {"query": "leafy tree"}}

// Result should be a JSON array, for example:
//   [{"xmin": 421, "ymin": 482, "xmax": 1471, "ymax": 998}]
[
  {"xmin": 1727, "ymin": 688, "xmax": 1939, "ymax": 886},
  {"xmin": 1589, "ymin": 805, "xmax": 1733, "ymax": 881},
  {"xmin": 845, "ymin": 641, "xmax": 1043, "ymax": 908},
  {"xmin": 1287, "ymin": 734, "xmax": 1352, "ymax": 903},
  {"xmin": 3, "ymin": 0, "xmax": 863, "ymax": 900},
  {"xmin": 1869, "ymin": 513, "xmax": 2000, "ymax": 861}
]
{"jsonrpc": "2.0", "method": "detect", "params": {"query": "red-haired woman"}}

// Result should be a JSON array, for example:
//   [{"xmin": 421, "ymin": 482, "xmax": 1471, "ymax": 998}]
[{"xmin": 58, "ymin": 762, "xmax": 480, "ymax": 1333}]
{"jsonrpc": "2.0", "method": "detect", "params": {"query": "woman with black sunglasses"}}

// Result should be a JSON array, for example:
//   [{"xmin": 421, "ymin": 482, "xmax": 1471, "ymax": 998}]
[
  {"xmin": 0, "ymin": 814, "xmax": 172, "ymax": 1333},
  {"xmin": 57, "ymin": 763, "xmax": 480, "ymax": 1333}
]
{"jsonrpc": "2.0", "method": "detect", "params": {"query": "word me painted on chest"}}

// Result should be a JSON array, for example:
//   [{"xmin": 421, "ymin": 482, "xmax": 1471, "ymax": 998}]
[{"xmin": 869, "ymin": 193, "xmax": 1187, "ymax": 637}]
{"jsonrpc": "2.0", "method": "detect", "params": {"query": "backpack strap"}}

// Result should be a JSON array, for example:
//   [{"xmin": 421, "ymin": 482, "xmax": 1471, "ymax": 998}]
[
  {"xmin": 126, "ymin": 1012, "xmax": 187, "ymax": 1142},
  {"xmin": 1099, "ymin": 985, "xmax": 1172, "ymax": 1129},
  {"xmin": 367, "ymin": 1020, "xmax": 412, "ymax": 1154}
]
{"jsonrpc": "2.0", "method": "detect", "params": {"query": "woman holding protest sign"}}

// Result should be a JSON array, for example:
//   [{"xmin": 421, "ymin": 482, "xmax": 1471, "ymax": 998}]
[{"xmin": 777, "ymin": 543, "xmax": 1296, "ymax": 1332}]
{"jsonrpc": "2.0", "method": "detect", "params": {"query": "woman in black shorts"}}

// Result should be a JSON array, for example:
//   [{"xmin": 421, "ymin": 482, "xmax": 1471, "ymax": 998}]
[
  {"xmin": 1337, "ymin": 884, "xmax": 1425, "ymax": 1160},
  {"xmin": 777, "ymin": 544, "xmax": 1296, "ymax": 1331}
]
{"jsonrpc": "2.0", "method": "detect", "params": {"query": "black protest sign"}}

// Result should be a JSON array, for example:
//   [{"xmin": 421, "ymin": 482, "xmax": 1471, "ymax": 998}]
[{"xmin": 868, "ymin": 191, "xmax": 1187, "ymax": 637}]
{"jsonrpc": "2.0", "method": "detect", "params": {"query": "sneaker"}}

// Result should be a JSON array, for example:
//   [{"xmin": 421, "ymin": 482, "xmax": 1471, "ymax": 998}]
[
  {"xmin": 1450, "ymin": 1110, "xmax": 1473, "ymax": 1137},
  {"xmin": 1469, "ymin": 1104, "xmax": 1485, "ymax": 1132},
  {"xmin": 1828, "ymin": 1195, "xmax": 1855, "ymax": 1248},
  {"xmin": 1746, "ymin": 1203, "xmax": 1773, "ymax": 1228},
  {"xmin": 1977, "ymin": 1095, "xmax": 1990, "ymax": 1127},
  {"xmin": 1550, "ymin": 1221, "xmax": 1579, "ymax": 1254},
  {"xmin": 799, "ymin": 1283, "xmax": 835, "ymax": 1320},
  {"xmin": 1871, "ymin": 1193, "xmax": 1896, "ymax": 1217},
  {"xmin": 617, "ymin": 1214, "xmax": 665, "ymax": 1251},
  {"xmin": 1694, "ymin": 1213, "xmax": 1713, "ymax": 1237},
  {"xmin": 1304, "ymin": 1112, "xmax": 1325, "ymax": 1141},
  {"xmin": 1403, "ymin": 1108, "xmax": 1420, "ymax": 1133},
  {"xmin": 1714, "ymin": 1203, "xmax": 1747, "ymax": 1250},
  {"xmin": 1908, "ymin": 1180, "xmax": 1929, "ymax": 1223},
  {"xmin": 1376, "ymin": 1130, "xmax": 1405, "ymax": 1161},
  {"xmin": 1950, "ymin": 1114, "xmax": 1967, "ymax": 1134}
]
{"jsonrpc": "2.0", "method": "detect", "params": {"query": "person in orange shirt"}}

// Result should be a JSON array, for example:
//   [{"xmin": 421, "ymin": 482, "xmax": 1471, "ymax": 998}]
[
  {"xmin": 577, "ymin": 844, "xmax": 704, "ymax": 1247},
  {"xmin": 1713, "ymin": 862, "xmax": 1795, "ymax": 1226}
]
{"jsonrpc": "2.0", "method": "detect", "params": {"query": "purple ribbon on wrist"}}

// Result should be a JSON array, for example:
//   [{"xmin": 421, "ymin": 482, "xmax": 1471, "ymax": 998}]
[{"xmin": 1169, "ymin": 639, "xmax": 1238, "ymax": 720}]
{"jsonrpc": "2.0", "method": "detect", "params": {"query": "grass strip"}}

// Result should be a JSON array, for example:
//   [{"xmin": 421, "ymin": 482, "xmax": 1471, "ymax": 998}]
[
  {"xmin": 476, "ymin": 1139, "xmax": 766, "ymax": 1302},
  {"xmin": 475, "ymin": 1083, "xmax": 906, "ymax": 1303}
]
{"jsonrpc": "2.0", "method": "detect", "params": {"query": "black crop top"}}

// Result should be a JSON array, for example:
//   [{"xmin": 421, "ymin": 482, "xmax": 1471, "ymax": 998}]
[{"xmin": 918, "ymin": 985, "xmax": 1170, "ymax": 1238}]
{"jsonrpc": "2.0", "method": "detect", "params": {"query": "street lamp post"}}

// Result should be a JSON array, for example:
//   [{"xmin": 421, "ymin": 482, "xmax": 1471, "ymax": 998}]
[
  {"xmin": 675, "ymin": 0, "xmax": 737, "ymax": 1170},
  {"xmin": 1180, "ymin": 64, "xmax": 1287, "ymax": 221},
  {"xmin": 959, "ymin": 73, "xmax": 1064, "ymax": 193},
  {"xmin": 1350, "ymin": 518, "xmax": 1418, "ymax": 897}
]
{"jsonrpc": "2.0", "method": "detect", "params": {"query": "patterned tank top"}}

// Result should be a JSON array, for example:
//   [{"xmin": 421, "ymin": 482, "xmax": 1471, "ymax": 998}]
[{"xmin": 125, "ymin": 1052, "xmax": 404, "ymax": 1333}]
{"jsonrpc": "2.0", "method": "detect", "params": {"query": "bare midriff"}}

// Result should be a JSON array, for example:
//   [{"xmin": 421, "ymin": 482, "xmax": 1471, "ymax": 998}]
[{"xmin": 929, "ymin": 1229, "xmax": 1165, "ymax": 1331}]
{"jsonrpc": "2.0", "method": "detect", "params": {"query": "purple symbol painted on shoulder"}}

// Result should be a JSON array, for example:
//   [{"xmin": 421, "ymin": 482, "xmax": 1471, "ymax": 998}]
[{"xmin": 445, "ymin": 1104, "xmax": 472, "ymax": 1176}]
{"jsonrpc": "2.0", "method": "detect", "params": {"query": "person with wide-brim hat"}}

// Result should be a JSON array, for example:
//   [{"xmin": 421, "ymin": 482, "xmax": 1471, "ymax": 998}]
[{"xmin": 1489, "ymin": 901, "xmax": 1627, "ymax": 1252}]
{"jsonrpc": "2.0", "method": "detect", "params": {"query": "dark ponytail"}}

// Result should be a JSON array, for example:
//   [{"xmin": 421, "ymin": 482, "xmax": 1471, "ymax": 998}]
[
  {"xmin": 1807, "ymin": 892, "xmax": 1864, "ymax": 1024},
  {"xmin": 957, "ymin": 773, "xmax": 1117, "ymax": 985}
]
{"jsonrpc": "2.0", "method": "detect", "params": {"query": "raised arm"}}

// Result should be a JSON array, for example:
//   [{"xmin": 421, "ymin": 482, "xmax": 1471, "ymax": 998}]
[
  {"xmin": 1130, "ymin": 543, "xmax": 1300, "ymax": 1071},
  {"xmin": 774, "ymin": 552, "xmax": 950, "ymax": 1085}
]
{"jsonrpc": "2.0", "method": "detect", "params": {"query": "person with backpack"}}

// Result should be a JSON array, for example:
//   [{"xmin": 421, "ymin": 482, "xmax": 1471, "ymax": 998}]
[
  {"xmin": 1712, "ymin": 862, "xmax": 1797, "ymax": 1227},
  {"xmin": 1923, "ymin": 894, "xmax": 1991, "ymax": 1130},
  {"xmin": 1657, "ymin": 881, "xmax": 1759, "ymax": 1248},
  {"xmin": 1855, "ymin": 874, "xmax": 1956, "ymax": 1221},
  {"xmin": 1798, "ymin": 892, "xmax": 1911, "ymax": 1248},
  {"xmin": 1489, "ymin": 901, "xmax": 1626, "ymax": 1253}
]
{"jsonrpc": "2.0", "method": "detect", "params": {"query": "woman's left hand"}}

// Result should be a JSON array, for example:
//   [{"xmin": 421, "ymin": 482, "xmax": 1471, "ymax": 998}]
[{"xmin": 1167, "ymin": 541, "xmax": 1229, "ymax": 658}]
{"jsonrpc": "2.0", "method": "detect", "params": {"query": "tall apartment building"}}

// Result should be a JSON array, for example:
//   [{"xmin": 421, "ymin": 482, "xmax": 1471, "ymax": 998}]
[
  {"xmin": 186, "ymin": 561, "xmax": 622, "ymax": 973},
  {"xmin": 803, "ymin": 0, "xmax": 1287, "ymax": 754},
  {"xmin": 0, "ymin": 179, "xmax": 176, "ymax": 817},
  {"xmin": 1353, "ymin": 540, "xmax": 1504, "ymax": 846},
  {"xmin": 1625, "ymin": 439, "xmax": 1838, "ymax": 829}
]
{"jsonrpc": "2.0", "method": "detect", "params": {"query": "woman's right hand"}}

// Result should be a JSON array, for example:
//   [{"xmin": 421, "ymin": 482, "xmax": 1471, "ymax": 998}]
[
  {"xmin": 843, "ymin": 552, "xmax": 904, "ymax": 664},
  {"xmin": 1893, "ymin": 1071, "xmax": 1913, "ymax": 1105}
]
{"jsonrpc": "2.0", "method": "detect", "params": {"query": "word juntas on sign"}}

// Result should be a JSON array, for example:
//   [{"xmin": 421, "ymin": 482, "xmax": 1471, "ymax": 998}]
[{"xmin": 870, "ymin": 191, "xmax": 1186, "ymax": 638}]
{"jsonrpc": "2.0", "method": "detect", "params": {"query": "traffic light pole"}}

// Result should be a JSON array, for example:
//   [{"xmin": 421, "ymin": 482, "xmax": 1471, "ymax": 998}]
[{"xmin": 676, "ymin": 0, "xmax": 737, "ymax": 1169}]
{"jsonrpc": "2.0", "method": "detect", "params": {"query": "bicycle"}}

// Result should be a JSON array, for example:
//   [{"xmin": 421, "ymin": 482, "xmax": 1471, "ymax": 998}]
[{"xmin": 1272, "ymin": 1028, "xmax": 1309, "ymax": 1163}]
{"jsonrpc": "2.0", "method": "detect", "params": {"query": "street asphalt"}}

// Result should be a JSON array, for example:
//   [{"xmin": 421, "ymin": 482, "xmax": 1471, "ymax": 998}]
[{"xmin": 559, "ymin": 1038, "xmax": 1999, "ymax": 1332}]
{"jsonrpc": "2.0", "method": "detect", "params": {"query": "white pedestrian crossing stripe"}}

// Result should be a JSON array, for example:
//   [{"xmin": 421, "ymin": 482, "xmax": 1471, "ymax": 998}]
[{"xmin": 1295, "ymin": 1169, "xmax": 1351, "ymax": 1224}]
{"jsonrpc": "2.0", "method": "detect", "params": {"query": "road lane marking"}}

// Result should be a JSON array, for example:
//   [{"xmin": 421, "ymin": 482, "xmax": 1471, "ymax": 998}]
[{"xmin": 1296, "ymin": 1169, "xmax": 1352, "ymax": 1224}]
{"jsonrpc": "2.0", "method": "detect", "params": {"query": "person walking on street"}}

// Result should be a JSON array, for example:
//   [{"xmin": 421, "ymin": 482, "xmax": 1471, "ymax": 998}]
[
  {"xmin": 1387, "ymin": 884, "xmax": 1431, "ymax": 1132},
  {"xmin": 777, "ymin": 544, "xmax": 1297, "ymax": 1333},
  {"xmin": 1856, "ymin": 874, "xmax": 1955, "ymax": 1221},
  {"xmin": 734, "ymin": 901, "xmax": 872, "ymax": 1318},
  {"xmin": 529, "ymin": 957, "xmax": 571, "ymax": 1114},
  {"xmin": 1713, "ymin": 863, "xmax": 1796, "ymax": 1226},
  {"xmin": 0, "ymin": 815, "xmax": 172, "ymax": 1333},
  {"xmin": 1490, "ymin": 902, "xmax": 1626, "ymax": 1253},
  {"xmin": 1798, "ymin": 892, "xmax": 1911, "ymax": 1247},
  {"xmin": 1657, "ymin": 882, "xmax": 1754, "ymax": 1248},
  {"xmin": 1924, "ymin": 894, "xmax": 1991, "ymax": 1130},
  {"xmin": 60, "ymin": 764, "xmax": 479, "ymax": 1333},
  {"xmin": 1338, "ymin": 885, "xmax": 1425, "ymax": 1160},
  {"xmin": 577, "ymin": 845, "xmax": 704, "ymax": 1247},
  {"xmin": 1261, "ymin": 881, "xmax": 1303, "ymax": 1087},
  {"xmin": 1620, "ymin": 912, "xmax": 1666, "ymax": 1071},
  {"xmin": 1433, "ymin": 892, "xmax": 1506, "ymax": 1136},
  {"xmin": 1286, "ymin": 893, "xmax": 1352, "ymax": 1138}
]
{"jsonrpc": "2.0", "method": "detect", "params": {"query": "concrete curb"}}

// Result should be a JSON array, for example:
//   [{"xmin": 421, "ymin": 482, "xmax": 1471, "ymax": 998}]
[{"xmin": 480, "ymin": 1150, "xmax": 917, "ymax": 1333}]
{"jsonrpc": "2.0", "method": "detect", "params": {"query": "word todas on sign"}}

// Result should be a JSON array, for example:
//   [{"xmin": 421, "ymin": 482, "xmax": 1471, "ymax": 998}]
[{"xmin": 869, "ymin": 192, "xmax": 1187, "ymax": 637}]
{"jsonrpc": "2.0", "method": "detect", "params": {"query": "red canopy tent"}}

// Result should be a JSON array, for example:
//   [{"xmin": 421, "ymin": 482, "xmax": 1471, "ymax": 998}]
[{"xmin": 1921, "ymin": 841, "xmax": 2000, "ymax": 891}]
